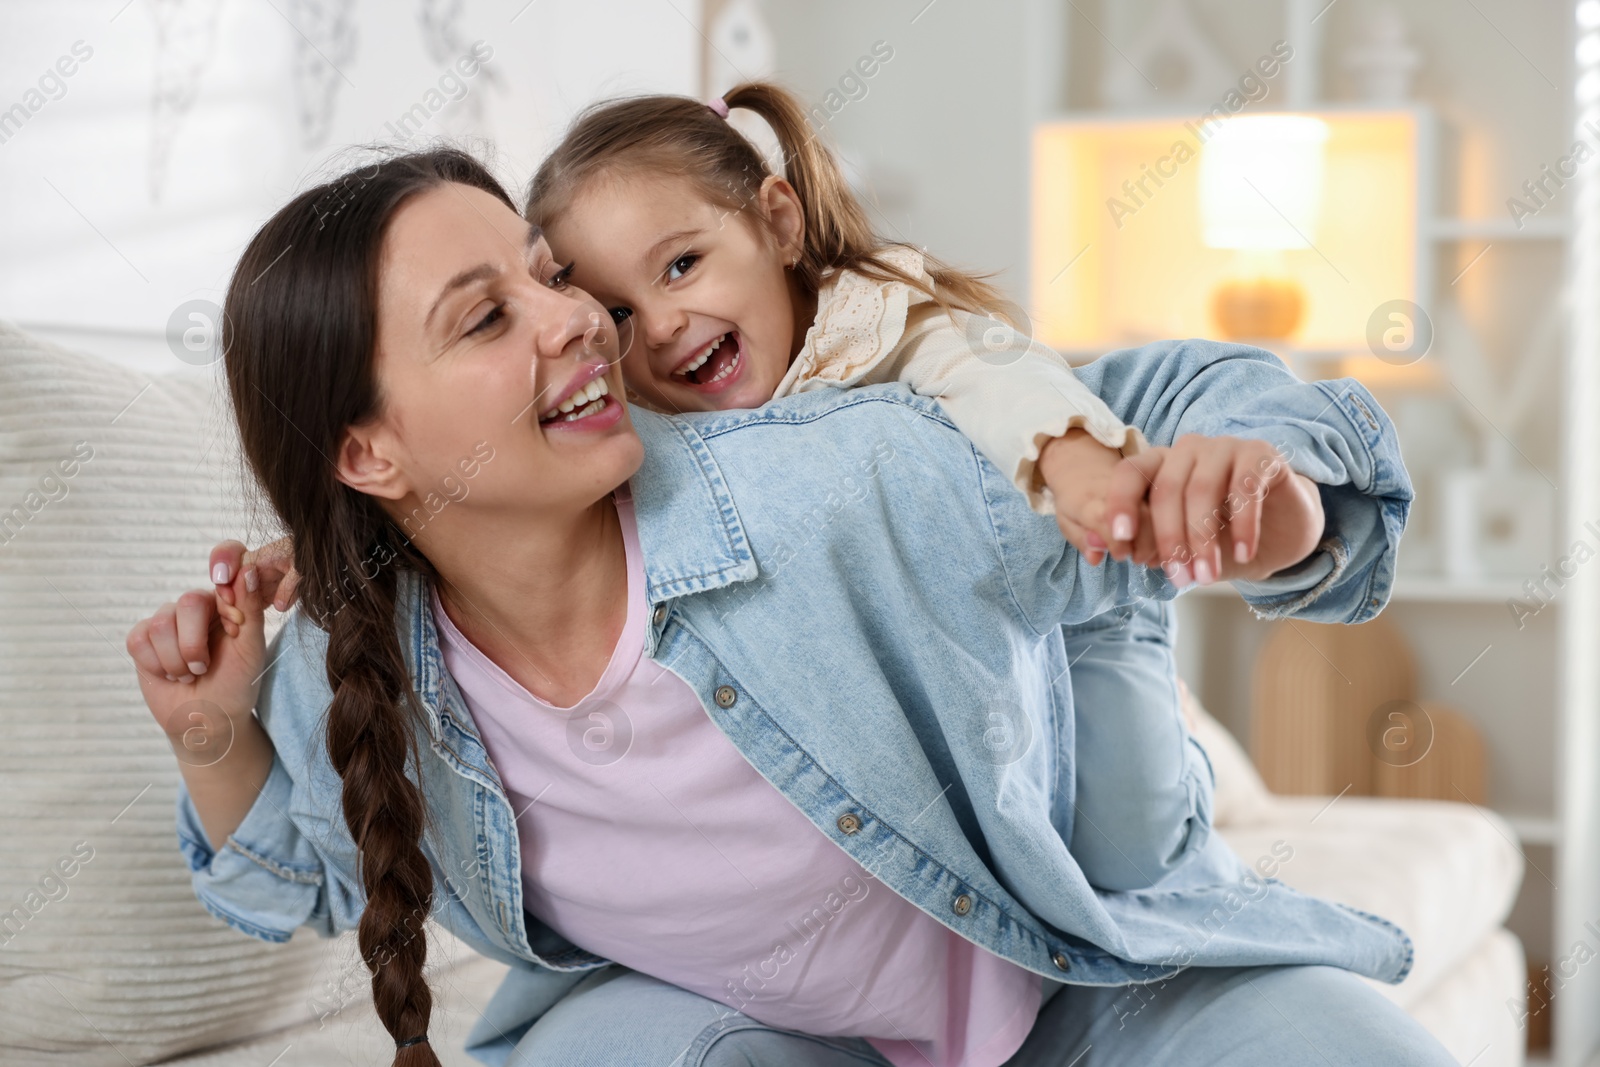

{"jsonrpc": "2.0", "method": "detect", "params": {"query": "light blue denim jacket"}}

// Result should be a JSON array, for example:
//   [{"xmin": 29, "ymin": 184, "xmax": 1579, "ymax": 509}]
[{"xmin": 175, "ymin": 340, "xmax": 1414, "ymax": 1064}]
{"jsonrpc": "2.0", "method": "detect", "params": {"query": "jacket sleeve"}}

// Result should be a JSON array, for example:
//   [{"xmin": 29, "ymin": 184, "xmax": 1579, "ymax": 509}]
[
  {"xmin": 174, "ymin": 611, "xmax": 368, "ymax": 943},
  {"xmin": 874, "ymin": 304, "xmax": 1146, "ymax": 513},
  {"xmin": 986, "ymin": 338, "xmax": 1413, "ymax": 630}
]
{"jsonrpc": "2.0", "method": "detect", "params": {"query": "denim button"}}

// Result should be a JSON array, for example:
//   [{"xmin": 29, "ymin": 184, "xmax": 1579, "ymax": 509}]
[
  {"xmin": 837, "ymin": 812, "xmax": 861, "ymax": 835},
  {"xmin": 714, "ymin": 685, "xmax": 737, "ymax": 708},
  {"xmin": 952, "ymin": 893, "xmax": 972, "ymax": 916},
  {"xmin": 653, "ymin": 603, "xmax": 668, "ymax": 625},
  {"xmin": 1051, "ymin": 951, "xmax": 1072, "ymax": 971}
]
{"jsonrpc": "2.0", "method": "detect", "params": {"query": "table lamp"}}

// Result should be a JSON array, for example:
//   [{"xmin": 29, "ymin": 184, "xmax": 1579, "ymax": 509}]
[{"xmin": 1198, "ymin": 115, "xmax": 1329, "ymax": 340}]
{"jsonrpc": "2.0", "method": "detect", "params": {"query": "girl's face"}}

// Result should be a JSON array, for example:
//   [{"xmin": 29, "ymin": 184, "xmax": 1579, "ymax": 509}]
[
  {"xmin": 338, "ymin": 183, "xmax": 644, "ymax": 526},
  {"xmin": 541, "ymin": 173, "xmax": 809, "ymax": 414}
]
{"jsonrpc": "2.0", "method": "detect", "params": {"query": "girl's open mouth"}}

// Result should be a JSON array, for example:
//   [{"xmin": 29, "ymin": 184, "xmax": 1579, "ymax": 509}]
[
  {"xmin": 539, "ymin": 375, "xmax": 623, "ymax": 429},
  {"xmin": 674, "ymin": 331, "xmax": 744, "ymax": 391}
]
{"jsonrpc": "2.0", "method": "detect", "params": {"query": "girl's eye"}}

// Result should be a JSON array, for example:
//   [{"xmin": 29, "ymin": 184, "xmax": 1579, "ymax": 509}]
[
  {"xmin": 467, "ymin": 305, "xmax": 504, "ymax": 336},
  {"xmin": 666, "ymin": 253, "xmax": 698, "ymax": 282},
  {"xmin": 544, "ymin": 261, "xmax": 575, "ymax": 289},
  {"xmin": 609, "ymin": 307, "xmax": 634, "ymax": 325}
]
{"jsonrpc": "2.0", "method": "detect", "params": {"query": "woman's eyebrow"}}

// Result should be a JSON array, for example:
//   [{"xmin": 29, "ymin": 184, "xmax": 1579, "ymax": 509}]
[
  {"xmin": 425, "ymin": 263, "xmax": 497, "ymax": 330},
  {"xmin": 524, "ymin": 224, "xmax": 544, "ymax": 253}
]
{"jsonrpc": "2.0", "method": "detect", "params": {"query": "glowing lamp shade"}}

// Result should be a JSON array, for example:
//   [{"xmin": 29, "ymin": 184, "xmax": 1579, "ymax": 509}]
[{"xmin": 1199, "ymin": 116, "xmax": 1330, "ymax": 250}]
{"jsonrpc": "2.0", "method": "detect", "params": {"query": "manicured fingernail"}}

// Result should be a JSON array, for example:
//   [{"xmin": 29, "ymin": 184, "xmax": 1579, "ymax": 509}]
[
  {"xmin": 165, "ymin": 673, "xmax": 178, "ymax": 682},
  {"xmin": 1174, "ymin": 563, "xmax": 1193, "ymax": 587},
  {"xmin": 212, "ymin": 562, "xmax": 231, "ymax": 585},
  {"xmin": 1235, "ymin": 541, "xmax": 1250, "ymax": 563},
  {"xmin": 244, "ymin": 566, "xmax": 259, "ymax": 593},
  {"xmin": 1193, "ymin": 559, "xmax": 1213, "ymax": 585},
  {"xmin": 178, "ymin": 675, "xmax": 194, "ymax": 685},
  {"xmin": 188, "ymin": 661, "xmax": 207, "ymax": 676},
  {"xmin": 1112, "ymin": 515, "xmax": 1134, "ymax": 541},
  {"xmin": 1162, "ymin": 561, "xmax": 1180, "ymax": 579}
]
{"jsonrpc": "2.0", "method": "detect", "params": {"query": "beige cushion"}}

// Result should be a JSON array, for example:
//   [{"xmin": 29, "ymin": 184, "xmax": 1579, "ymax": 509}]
[
  {"xmin": 1220, "ymin": 795, "xmax": 1523, "ymax": 1007},
  {"xmin": 0, "ymin": 322, "xmax": 337, "ymax": 1064}
]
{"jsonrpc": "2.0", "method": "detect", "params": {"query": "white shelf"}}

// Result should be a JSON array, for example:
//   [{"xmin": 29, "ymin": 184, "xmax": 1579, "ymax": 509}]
[
  {"xmin": 1184, "ymin": 575, "xmax": 1531, "ymax": 604},
  {"xmin": 1504, "ymin": 812, "xmax": 1561, "ymax": 847},
  {"xmin": 1427, "ymin": 216, "xmax": 1569, "ymax": 240}
]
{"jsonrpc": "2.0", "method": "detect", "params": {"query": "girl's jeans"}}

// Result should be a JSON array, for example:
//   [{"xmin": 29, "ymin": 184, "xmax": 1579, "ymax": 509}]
[{"xmin": 503, "ymin": 962, "xmax": 1459, "ymax": 1066}]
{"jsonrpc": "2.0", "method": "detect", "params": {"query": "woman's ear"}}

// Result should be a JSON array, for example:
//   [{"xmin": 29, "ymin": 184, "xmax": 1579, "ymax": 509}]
[
  {"xmin": 757, "ymin": 175, "xmax": 806, "ymax": 266},
  {"xmin": 333, "ymin": 423, "xmax": 410, "ymax": 501}
]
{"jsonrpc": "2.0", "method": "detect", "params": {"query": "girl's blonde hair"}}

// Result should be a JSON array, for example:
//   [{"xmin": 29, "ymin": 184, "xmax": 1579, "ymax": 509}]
[{"xmin": 525, "ymin": 80, "xmax": 1018, "ymax": 326}]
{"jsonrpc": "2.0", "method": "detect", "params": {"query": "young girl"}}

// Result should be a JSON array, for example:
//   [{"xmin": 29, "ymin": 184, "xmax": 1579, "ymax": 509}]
[{"xmin": 524, "ymin": 81, "xmax": 1264, "ymax": 893}]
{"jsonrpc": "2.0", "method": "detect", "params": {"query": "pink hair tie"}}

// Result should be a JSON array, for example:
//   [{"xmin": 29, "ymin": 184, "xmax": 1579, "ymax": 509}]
[{"xmin": 706, "ymin": 96, "xmax": 730, "ymax": 119}]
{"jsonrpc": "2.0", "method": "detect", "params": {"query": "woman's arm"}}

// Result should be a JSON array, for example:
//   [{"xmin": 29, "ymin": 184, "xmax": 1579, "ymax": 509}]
[
  {"xmin": 126, "ymin": 581, "xmax": 275, "ymax": 850},
  {"xmin": 126, "ymin": 575, "xmax": 361, "ymax": 942},
  {"xmin": 983, "ymin": 339, "xmax": 1411, "ymax": 630}
]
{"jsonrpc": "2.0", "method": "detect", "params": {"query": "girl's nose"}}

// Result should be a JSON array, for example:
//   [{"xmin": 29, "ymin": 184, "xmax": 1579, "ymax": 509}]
[{"xmin": 640, "ymin": 301, "xmax": 688, "ymax": 350}]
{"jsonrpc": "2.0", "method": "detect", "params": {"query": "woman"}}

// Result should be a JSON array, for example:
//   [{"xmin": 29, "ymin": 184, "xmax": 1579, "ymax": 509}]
[{"xmin": 127, "ymin": 148, "xmax": 1445, "ymax": 1066}]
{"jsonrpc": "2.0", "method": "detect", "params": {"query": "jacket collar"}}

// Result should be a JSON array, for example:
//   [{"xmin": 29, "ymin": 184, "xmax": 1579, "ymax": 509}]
[
  {"xmin": 392, "ymin": 403, "xmax": 758, "ymax": 741},
  {"xmin": 624, "ymin": 405, "xmax": 759, "ymax": 602}
]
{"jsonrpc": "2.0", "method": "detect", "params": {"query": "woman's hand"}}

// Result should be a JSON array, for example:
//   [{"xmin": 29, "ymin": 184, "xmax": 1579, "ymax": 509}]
[
  {"xmin": 209, "ymin": 536, "xmax": 299, "ymax": 637},
  {"xmin": 1096, "ymin": 435, "xmax": 1321, "ymax": 587},
  {"xmin": 125, "ymin": 570, "xmax": 270, "ymax": 756},
  {"xmin": 1037, "ymin": 429, "xmax": 1158, "ymax": 565}
]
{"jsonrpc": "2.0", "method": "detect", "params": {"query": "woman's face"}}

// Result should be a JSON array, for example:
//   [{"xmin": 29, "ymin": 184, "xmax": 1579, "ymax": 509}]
[{"xmin": 350, "ymin": 183, "xmax": 643, "ymax": 527}]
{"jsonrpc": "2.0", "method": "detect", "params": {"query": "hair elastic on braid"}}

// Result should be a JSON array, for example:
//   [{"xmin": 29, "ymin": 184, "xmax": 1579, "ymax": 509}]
[
  {"xmin": 706, "ymin": 96, "xmax": 730, "ymax": 118},
  {"xmin": 396, "ymin": 1035, "xmax": 428, "ymax": 1048}
]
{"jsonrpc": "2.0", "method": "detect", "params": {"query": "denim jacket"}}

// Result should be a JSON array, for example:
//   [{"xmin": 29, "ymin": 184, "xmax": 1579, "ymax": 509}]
[{"xmin": 175, "ymin": 340, "xmax": 1414, "ymax": 1064}]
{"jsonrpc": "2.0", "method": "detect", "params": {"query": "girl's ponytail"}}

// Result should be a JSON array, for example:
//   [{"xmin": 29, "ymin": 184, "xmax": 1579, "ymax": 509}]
[
  {"xmin": 719, "ymin": 82, "xmax": 879, "ymax": 295},
  {"xmin": 527, "ymin": 80, "xmax": 1018, "ymax": 327}
]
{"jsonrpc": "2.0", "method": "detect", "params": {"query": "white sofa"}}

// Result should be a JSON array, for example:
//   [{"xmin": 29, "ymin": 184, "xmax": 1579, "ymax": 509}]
[{"xmin": 0, "ymin": 323, "xmax": 1525, "ymax": 1066}]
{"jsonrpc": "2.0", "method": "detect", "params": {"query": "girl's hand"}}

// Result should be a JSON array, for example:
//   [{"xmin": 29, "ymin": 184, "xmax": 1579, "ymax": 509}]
[
  {"xmin": 210, "ymin": 536, "xmax": 299, "ymax": 637},
  {"xmin": 125, "ymin": 571, "xmax": 269, "ymax": 759},
  {"xmin": 1102, "ymin": 435, "xmax": 1318, "ymax": 587},
  {"xmin": 1036, "ymin": 429, "xmax": 1159, "ymax": 566}
]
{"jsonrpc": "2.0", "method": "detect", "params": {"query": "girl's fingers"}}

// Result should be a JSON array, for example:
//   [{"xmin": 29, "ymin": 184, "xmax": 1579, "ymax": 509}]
[
  {"xmin": 1056, "ymin": 513, "xmax": 1106, "ymax": 565},
  {"xmin": 1148, "ymin": 448, "xmax": 1198, "ymax": 585},
  {"xmin": 1184, "ymin": 444, "xmax": 1234, "ymax": 585},
  {"xmin": 274, "ymin": 567, "xmax": 302, "ymax": 612}
]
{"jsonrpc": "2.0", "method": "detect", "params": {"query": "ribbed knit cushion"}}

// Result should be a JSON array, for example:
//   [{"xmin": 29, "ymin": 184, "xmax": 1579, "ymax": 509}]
[{"xmin": 0, "ymin": 322, "xmax": 335, "ymax": 1064}]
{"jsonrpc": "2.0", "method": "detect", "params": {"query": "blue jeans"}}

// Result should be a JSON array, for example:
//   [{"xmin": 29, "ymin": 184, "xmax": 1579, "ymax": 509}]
[
  {"xmin": 1063, "ymin": 600, "xmax": 1214, "ymax": 891},
  {"xmin": 501, "ymin": 963, "xmax": 1456, "ymax": 1066}
]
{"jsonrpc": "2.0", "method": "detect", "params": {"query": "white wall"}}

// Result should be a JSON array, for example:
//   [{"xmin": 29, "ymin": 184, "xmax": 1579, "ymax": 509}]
[
  {"xmin": 0, "ymin": 0, "xmax": 701, "ymax": 375},
  {"xmin": 764, "ymin": 0, "xmax": 1063, "ymax": 309}
]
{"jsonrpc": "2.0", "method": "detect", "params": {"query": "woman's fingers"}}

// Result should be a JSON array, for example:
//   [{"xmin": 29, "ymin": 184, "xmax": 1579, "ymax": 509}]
[
  {"xmin": 209, "ymin": 540, "xmax": 249, "ymax": 608},
  {"xmin": 1148, "ymin": 447, "xmax": 1198, "ymax": 585},
  {"xmin": 143, "ymin": 602, "xmax": 198, "ymax": 683},
  {"xmin": 174, "ymin": 590, "xmax": 216, "ymax": 677},
  {"xmin": 1183, "ymin": 441, "xmax": 1234, "ymax": 585},
  {"xmin": 1228, "ymin": 443, "xmax": 1281, "ymax": 567},
  {"xmin": 1106, "ymin": 452, "xmax": 1162, "ymax": 562},
  {"xmin": 126, "ymin": 612, "xmax": 174, "ymax": 685}
]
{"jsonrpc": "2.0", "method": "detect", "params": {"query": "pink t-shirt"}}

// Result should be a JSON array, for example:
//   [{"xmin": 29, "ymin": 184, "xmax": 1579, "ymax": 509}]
[{"xmin": 431, "ymin": 486, "xmax": 1042, "ymax": 1066}]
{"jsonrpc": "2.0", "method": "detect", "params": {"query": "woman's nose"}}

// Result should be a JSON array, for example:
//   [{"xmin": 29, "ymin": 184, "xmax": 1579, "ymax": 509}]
[{"xmin": 530, "ymin": 286, "xmax": 608, "ymax": 364}]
